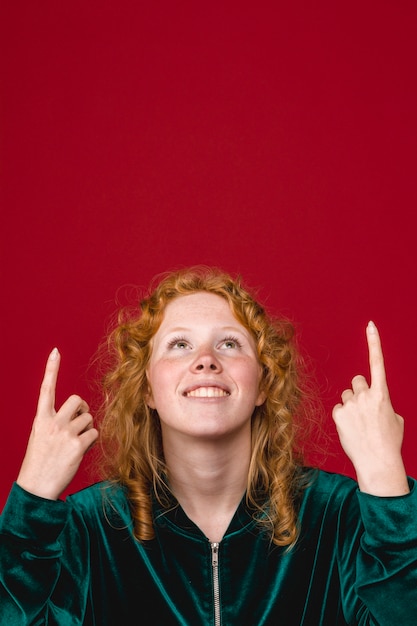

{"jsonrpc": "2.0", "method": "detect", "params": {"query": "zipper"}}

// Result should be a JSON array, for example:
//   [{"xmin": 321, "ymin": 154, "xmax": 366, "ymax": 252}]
[{"xmin": 211, "ymin": 542, "xmax": 221, "ymax": 626}]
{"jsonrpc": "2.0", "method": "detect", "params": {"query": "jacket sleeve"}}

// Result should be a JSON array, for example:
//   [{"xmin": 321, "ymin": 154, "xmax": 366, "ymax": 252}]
[
  {"xmin": 339, "ymin": 478, "xmax": 417, "ymax": 626},
  {"xmin": 0, "ymin": 482, "xmax": 91, "ymax": 626}
]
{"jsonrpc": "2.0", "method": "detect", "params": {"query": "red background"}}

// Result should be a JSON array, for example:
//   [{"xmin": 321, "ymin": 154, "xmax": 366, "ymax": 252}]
[{"xmin": 1, "ymin": 1, "xmax": 416, "ymax": 510}]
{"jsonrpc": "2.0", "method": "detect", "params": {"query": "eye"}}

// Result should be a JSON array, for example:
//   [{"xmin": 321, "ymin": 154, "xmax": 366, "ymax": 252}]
[
  {"xmin": 167, "ymin": 337, "xmax": 190, "ymax": 349},
  {"xmin": 220, "ymin": 336, "xmax": 242, "ymax": 349}
]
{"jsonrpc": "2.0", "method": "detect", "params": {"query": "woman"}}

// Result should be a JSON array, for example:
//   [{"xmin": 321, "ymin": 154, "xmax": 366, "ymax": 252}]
[{"xmin": 1, "ymin": 266, "xmax": 416, "ymax": 625}]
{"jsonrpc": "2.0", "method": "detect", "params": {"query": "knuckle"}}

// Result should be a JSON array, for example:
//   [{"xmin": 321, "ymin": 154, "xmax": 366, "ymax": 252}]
[
  {"xmin": 71, "ymin": 435, "xmax": 84, "ymax": 450},
  {"xmin": 372, "ymin": 388, "xmax": 386, "ymax": 404},
  {"xmin": 82, "ymin": 414, "xmax": 94, "ymax": 428},
  {"xmin": 332, "ymin": 405, "xmax": 342, "ymax": 420},
  {"xmin": 90, "ymin": 428, "xmax": 99, "ymax": 441}
]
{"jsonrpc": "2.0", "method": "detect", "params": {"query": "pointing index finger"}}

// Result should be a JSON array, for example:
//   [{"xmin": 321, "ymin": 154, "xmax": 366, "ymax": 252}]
[
  {"xmin": 37, "ymin": 347, "xmax": 61, "ymax": 416},
  {"xmin": 366, "ymin": 321, "xmax": 387, "ymax": 391}
]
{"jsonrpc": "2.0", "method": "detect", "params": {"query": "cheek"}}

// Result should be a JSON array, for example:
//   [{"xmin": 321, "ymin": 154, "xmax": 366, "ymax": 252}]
[
  {"xmin": 145, "ymin": 362, "xmax": 174, "ymax": 409},
  {"xmin": 238, "ymin": 361, "xmax": 264, "ymax": 397}
]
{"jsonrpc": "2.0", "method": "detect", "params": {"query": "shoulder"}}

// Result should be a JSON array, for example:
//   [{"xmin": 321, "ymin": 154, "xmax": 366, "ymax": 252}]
[
  {"xmin": 304, "ymin": 467, "xmax": 357, "ymax": 492},
  {"xmin": 299, "ymin": 468, "xmax": 359, "ymax": 510},
  {"xmin": 295, "ymin": 469, "xmax": 361, "ymax": 537},
  {"xmin": 66, "ymin": 481, "xmax": 131, "ymax": 525}
]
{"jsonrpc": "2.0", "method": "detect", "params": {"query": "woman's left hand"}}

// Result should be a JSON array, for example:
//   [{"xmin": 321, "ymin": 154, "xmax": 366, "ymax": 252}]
[{"xmin": 332, "ymin": 321, "xmax": 409, "ymax": 496}]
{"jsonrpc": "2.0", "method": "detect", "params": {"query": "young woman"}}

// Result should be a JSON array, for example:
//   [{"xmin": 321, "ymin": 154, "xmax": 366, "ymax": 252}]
[{"xmin": 1, "ymin": 266, "xmax": 416, "ymax": 625}]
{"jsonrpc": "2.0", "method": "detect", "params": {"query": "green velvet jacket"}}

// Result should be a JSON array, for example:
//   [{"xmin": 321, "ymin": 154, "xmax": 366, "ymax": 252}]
[{"xmin": 1, "ymin": 469, "xmax": 417, "ymax": 625}]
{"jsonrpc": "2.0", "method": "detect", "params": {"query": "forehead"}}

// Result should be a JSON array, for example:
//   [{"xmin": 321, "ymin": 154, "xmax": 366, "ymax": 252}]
[
  {"xmin": 150, "ymin": 292, "xmax": 257, "ymax": 350},
  {"xmin": 160, "ymin": 292, "xmax": 235, "ymax": 323}
]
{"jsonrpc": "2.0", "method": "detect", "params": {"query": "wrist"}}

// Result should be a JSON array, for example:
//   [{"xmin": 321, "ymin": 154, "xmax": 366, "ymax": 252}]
[
  {"xmin": 16, "ymin": 473, "xmax": 62, "ymax": 501},
  {"xmin": 356, "ymin": 460, "xmax": 409, "ymax": 496}
]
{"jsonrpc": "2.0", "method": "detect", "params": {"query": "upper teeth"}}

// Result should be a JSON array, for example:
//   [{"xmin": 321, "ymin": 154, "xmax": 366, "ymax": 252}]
[{"xmin": 186, "ymin": 387, "xmax": 229, "ymax": 398}]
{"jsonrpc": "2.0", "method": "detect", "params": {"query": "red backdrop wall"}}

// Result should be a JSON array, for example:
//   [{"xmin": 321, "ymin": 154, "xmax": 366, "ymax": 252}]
[{"xmin": 1, "ymin": 1, "xmax": 416, "ymax": 510}]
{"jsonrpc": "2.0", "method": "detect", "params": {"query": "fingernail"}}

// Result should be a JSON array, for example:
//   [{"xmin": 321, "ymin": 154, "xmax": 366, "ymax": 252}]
[
  {"xmin": 367, "ymin": 321, "xmax": 376, "ymax": 333},
  {"xmin": 50, "ymin": 347, "xmax": 59, "ymax": 360}
]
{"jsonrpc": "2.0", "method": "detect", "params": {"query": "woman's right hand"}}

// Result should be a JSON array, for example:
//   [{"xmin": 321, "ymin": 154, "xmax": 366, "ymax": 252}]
[{"xmin": 16, "ymin": 348, "xmax": 99, "ymax": 500}]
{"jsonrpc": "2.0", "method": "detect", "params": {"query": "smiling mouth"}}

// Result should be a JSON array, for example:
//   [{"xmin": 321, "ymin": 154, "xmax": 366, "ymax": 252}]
[{"xmin": 185, "ymin": 387, "xmax": 230, "ymax": 398}]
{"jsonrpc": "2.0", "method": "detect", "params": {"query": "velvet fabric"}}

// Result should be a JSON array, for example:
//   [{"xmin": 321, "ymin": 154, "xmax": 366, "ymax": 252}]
[{"xmin": 1, "ymin": 469, "xmax": 417, "ymax": 625}]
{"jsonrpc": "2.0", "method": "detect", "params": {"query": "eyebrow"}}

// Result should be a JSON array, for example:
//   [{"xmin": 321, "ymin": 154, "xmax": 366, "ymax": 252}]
[{"xmin": 164, "ymin": 326, "xmax": 248, "ymax": 334}]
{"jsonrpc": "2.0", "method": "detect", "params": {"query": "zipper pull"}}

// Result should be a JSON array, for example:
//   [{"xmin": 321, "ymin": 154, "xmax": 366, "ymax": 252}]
[{"xmin": 211, "ymin": 542, "xmax": 219, "ymax": 566}]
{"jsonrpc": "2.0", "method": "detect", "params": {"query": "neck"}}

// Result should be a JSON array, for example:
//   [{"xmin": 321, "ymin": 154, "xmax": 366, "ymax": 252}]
[{"xmin": 162, "ymin": 434, "xmax": 251, "ymax": 542}]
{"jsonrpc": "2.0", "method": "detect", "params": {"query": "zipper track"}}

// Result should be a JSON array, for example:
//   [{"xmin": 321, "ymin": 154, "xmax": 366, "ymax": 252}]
[{"xmin": 211, "ymin": 542, "xmax": 221, "ymax": 626}]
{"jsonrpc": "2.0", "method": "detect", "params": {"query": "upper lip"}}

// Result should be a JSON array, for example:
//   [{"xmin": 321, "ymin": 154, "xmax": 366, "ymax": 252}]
[{"xmin": 182, "ymin": 381, "xmax": 231, "ymax": 396}]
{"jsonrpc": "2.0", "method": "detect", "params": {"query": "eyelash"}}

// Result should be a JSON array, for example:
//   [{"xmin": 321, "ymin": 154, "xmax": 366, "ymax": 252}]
[
  {"xmin": 221, "ymin": 336, "xmax": 242, "ymax": 349},
  {"xmin": 167, "ymin": 336, "xmax": 190, "ymax": 349},
  {"xmin": 167, "ymin": 335, "xmax": 243, "ymax": 349}
]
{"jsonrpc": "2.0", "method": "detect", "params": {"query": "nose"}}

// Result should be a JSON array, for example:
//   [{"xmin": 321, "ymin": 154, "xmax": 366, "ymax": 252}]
[{"xmin": 192, "ymin": 347, "xmax": 222, "ymax": 372}]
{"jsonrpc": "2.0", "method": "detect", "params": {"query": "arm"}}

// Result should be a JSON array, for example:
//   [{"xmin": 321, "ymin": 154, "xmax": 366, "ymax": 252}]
[
  {"xmin": 332, "ymin": 321, "xmax": 409, "ymax": 496},
  {"xmin": 17, "ymin": 348, "xmax": 98, "ymax": 500},
  {"xmin": 333, "ymin": 323, "xmax": 417, "ymax": 625},
  {"xmin": 0, "ymin": 350, "xmax": 98, "ymax": 624},
  {"xmin": 0, "ymin": 484, "xmax": 91, "ymax": 625}
]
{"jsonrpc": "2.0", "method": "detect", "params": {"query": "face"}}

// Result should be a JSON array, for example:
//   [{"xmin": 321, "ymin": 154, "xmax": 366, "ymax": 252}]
[{"xmin": 146, "ymin": 292, "xmax": 266, "ymax": 442}]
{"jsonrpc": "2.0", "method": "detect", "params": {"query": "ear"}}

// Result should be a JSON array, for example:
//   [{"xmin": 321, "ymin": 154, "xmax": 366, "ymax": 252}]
[
  {"xmin": 145, "ymin": 393, "xmax": 156, "ymax": 409},
  {"xmin": 144, "ymin": 380, "xmax": 156, "ymax": 409},
  {"xmin": 255, "ymin": 390, "xmax": 267, "ymax": 407}
]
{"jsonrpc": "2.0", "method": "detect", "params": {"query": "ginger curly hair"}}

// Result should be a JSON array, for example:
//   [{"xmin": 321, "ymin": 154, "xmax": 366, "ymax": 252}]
[{"xmin": 98, "ymin": 266, "xmax": 318, "ymax": 547}]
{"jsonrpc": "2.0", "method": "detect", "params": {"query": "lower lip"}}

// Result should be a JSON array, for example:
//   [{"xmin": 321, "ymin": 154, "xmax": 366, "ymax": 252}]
[{"xmin": 184, "ymin": 394, "xmax": 230, "ymax": 401}]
